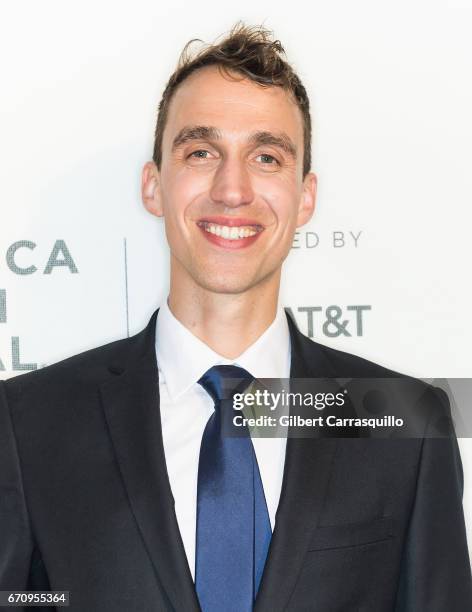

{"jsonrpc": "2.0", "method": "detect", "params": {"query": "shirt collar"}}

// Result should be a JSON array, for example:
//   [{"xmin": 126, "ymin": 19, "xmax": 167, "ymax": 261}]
[{"xmin": 155, "ymin": 297, "xmax": 291, "ymax": 401}]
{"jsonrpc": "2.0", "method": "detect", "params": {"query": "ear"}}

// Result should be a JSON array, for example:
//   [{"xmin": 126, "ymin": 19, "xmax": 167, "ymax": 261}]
[
  {"xmin": 141, "ymin": 161, "xmax": 163, "ymax": 217},
  {"xmin": 296, "ymin": 171, "xmax": 317, "ymax": 227}
]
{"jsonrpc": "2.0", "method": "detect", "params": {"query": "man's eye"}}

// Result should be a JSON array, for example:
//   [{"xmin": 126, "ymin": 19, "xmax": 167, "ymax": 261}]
[
  {"xmin": 189, "ymin": 150, "xmax": 209, "ymax": 159},
  {"xmin": 256, "ymin": 153, "xmax": 279, "ymax": 165}
]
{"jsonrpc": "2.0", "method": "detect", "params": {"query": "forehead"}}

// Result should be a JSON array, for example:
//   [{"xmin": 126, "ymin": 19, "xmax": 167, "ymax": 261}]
[{"xmin": 162, "ymin": 65, "xmax": 304, "ymax": 148}]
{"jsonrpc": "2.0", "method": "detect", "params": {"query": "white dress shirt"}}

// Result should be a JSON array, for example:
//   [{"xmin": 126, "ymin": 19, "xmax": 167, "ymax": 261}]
[{"xmin": 155, "ymin": 297, "xmax": 291, "ymax": 579}]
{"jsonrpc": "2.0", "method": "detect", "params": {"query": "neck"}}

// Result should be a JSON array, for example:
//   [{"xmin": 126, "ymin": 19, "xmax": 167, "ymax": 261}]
[{"xmin": 167, "ymin": 265, "xmax": 281, "ymax": 359}]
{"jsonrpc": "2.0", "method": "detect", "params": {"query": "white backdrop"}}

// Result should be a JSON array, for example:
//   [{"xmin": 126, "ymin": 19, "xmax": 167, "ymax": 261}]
[{"xmin": 1, "ymin": 0, "xmax": 471, "ymax": 553}]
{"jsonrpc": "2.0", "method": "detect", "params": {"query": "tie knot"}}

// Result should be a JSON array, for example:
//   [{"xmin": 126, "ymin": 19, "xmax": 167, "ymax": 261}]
[{"xmin": 197, "ymin": 365, "xmax": 254, "ymax": 404}]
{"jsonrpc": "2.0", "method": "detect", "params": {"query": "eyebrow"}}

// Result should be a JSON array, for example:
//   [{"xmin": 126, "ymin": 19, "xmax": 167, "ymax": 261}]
[
  {"xmin": 172, "ymin": 125, "xmax": 222, "ymax": 150},
  {"xmin": 171, "ymin": 125, "xmax": 297, "ymax": 159},
  {"xmin": 248, "ymin": 130, "xmax": 297, "ymax": 159}
]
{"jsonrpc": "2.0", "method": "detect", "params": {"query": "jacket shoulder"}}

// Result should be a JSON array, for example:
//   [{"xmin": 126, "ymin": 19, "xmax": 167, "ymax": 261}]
[
  {"xmin": 2, "ymin": 332, "xmax": 141, "ymax": 406},
  {"xmin": 317, "ymin": 341, "xmax": 407, "ymax": 378},
  {"xmin": 305, "ymin": 336, "xmax": 449, "ymax": 414},
  {"xmin": 303, "ymin": 329, "xmax": 410, "ymax": 378}
]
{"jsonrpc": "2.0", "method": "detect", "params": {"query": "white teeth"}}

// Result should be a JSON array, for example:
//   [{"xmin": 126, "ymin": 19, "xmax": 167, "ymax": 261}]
[{"xmin": 199, "ymin": 222, "xmax": 260, "ymax": 240}]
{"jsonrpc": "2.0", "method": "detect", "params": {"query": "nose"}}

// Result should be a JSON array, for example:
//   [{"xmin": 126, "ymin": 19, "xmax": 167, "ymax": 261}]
[{"xmin": 209, "ymin": 156, "xmax": 255, "ymax": 208}]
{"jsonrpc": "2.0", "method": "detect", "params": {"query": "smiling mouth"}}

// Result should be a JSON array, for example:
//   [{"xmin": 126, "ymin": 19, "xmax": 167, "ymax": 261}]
[{"xmin": 196, "ymin": 220, "xmax": 264, "ymax": 241}]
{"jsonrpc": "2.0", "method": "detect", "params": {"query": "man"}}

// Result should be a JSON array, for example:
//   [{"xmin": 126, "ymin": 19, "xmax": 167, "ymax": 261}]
[{"xmin": 0, "ymin": 22, "xmax": 471, "ymax": 612}]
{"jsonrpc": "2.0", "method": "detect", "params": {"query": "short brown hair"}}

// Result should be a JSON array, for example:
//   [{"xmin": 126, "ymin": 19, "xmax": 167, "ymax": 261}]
[{"xmin": 152, "ymin": 22, "xmax": 312, "ymax": 177}]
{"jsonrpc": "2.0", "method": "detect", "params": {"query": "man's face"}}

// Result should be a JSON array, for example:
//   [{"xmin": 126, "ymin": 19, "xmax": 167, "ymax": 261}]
[{"xmin": 142, "ymin": 65, "xmax": 316, "ymax": 295}]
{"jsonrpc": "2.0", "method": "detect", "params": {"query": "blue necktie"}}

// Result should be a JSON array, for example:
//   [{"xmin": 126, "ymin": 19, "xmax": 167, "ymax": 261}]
[{"xmin": 195, "ymin": 365, "xmax": 272, "ymax": 612}]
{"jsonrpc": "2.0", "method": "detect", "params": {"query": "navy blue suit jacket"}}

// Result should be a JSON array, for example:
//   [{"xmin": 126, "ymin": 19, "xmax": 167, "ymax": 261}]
[{"xmin": 1, "ymin": 308, "xmax": 471, "ymax": 611}]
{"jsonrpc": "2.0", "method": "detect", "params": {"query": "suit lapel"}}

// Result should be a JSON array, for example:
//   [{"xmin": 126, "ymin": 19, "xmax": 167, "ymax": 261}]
[
  {"xmin": 254, "ymin": 311, "xmax": 341, "ymax": 612},
  {"xmin": 99, "ymin": 308, "xmax": 200, "ymax": 612}
]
